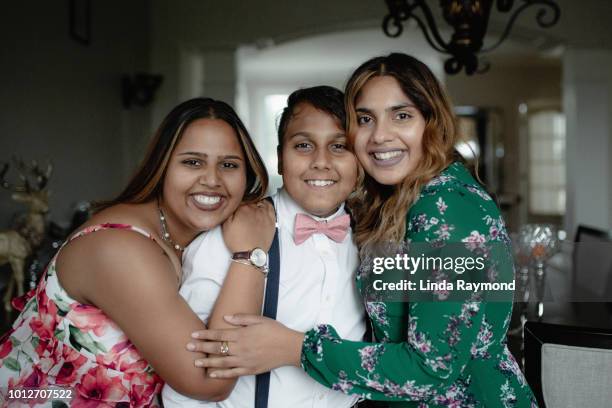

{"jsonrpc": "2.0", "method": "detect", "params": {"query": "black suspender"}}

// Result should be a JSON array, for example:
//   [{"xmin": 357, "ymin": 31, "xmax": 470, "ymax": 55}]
[{"xmin": 254, "ymin": 197, "xmax": 280, "ymax": 408}]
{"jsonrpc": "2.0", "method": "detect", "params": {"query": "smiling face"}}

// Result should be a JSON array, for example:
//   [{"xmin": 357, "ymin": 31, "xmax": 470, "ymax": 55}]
[
  {"xmin": 353, "ymin": 75, "xmax": 426, "ymax": 186},
  {"xmin": 279, "ymin": 102, "xmax": 358, "ymax": 217},
  {"xmin": 162, "ymin": 118, "xmax": 247, "ymax": 236}
]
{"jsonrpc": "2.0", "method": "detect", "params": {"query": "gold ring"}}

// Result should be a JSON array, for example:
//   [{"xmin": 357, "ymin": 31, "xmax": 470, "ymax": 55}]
[{"xmin": 219, "ymin": 341, "xmax": 230, "ymax": 356}]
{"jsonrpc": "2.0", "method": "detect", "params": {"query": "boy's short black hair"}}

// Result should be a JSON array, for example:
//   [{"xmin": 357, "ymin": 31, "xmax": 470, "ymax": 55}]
[{"xmin": 277, "ymin": 86, "xmax": 346, "ymax": 147}]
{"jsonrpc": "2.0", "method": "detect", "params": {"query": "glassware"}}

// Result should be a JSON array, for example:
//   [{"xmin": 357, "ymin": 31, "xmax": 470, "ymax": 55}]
[{"xmin": 517, "ymin": 224, "xmax": 559, "ymax": 319}]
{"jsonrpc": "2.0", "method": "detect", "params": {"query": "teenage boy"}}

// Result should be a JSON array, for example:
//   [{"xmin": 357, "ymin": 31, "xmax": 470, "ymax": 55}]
[{"xmin": 162, "ymin": 86, "xmax": 365, "ymax": 407}]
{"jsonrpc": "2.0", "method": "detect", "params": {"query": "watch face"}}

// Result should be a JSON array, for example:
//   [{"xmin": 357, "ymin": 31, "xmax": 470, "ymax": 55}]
[{"xmin": 250, "ymin": 248, "xmax": 267, "ymax": 268}]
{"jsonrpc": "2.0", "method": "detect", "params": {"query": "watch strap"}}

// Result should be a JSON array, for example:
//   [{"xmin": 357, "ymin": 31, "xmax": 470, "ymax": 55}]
[
  {"xmin": 231, "ymin": 253, "xmax": 268, "ymax": 275},
  {"xmin": 232, "ymin": 251, "xmax": 250, "ymax": 261}
]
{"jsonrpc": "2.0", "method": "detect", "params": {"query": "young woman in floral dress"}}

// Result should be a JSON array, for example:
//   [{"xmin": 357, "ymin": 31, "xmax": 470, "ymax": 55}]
[
  {"xmin": 0, "ymin": 98, "xmax": 274, "ymax": 407},
  {"xmin": 188, "ymin": 54, "xmax": 539, "ymax": 407}
]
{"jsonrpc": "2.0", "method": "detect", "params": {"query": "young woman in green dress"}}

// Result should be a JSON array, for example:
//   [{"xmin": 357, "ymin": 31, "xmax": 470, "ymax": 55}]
[{"xmin": 188, "ymin": 53, "xmax": 538, "ymax": 407}]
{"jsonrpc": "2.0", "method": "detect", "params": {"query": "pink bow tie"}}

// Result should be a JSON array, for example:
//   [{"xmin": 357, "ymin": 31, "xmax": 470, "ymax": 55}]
[{"xmin": 293, "ymin": 213, "xmax": 350, "ymax": 245}]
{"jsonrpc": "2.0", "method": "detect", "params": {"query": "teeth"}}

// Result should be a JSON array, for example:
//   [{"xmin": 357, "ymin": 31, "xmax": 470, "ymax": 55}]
[
  {"xmin": 193, "ymin": 195, "xmax": 221, "ymax": 205},
  {"xmin": 307, "ymin": 180, "xmax": 335, "ymax": 187},
  {"xmin": 373, "ymin": 151, "xmax": 403, "ymax": 161}
]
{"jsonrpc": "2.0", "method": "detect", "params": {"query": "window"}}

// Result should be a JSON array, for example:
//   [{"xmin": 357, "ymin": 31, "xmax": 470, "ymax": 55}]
[
  {"xmin": 456, "ymin": 116, "xmax": 481, "ymax": 161},
  {"xmin": 528, "ymin": 110, "xmax": 566, "ymax": 215},
  {"xmin": 262, "ymin": 94, "xmax": 289, "ymax": 191}
]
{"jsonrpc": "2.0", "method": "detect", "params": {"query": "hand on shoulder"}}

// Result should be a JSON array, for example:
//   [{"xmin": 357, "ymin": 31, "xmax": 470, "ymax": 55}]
[{"xmin": 222, "ymin": 200, "xmax": 276, "ymax": 252}]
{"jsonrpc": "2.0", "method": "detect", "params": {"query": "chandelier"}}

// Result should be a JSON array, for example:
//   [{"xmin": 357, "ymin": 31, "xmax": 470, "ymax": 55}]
[{"xmin": 382, "ymin": 0, "xmax": 561, "ymax": 75}]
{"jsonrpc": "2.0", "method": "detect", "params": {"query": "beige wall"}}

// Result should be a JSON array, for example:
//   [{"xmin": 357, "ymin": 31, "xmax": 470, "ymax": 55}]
[
  {"xmin": 563, "ymin": 49, "xmax": 612, "ymax": 233},
  {"xmin": 149, "ymin": 0, "xmax": 611, "ymax": 124},
  {"xmin": 446, "ymin": 63, "xmax": 562, "ymax": 229},
  {"xmin": 0, "ymin": 1, "xmax": 150, "ymax": 226},
  {"xmin": 149, "ymin": 0, "xmax": 387, "ymax": 125},
  {"xmin": 2, "ymin": 0, "xmax": 611, "ymax": 232}
]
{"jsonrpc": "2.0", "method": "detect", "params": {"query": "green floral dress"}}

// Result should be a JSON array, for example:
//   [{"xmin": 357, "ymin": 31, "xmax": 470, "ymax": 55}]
[{"xmin": 301, "ymin": 162, "xmax": 537, "ymax": 407}]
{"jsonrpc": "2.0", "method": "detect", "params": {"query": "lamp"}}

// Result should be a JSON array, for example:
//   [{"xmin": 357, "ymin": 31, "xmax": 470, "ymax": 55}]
[{"xmin": 382, "ymin": 0, "xmax": 561, "ymax": 75}]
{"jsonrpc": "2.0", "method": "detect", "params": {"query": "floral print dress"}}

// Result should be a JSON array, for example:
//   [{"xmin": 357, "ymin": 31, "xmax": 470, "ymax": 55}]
[
  {"xmin": 301, "ymin": 162, "xmax": 538, "ymax": 407},
  {"xmin": 0, "ymin": 224, "xmax": 162, "ymax": 407}
]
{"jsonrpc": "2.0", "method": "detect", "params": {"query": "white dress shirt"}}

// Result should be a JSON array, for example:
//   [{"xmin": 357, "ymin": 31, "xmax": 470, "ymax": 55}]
[{"xmin": 162, "ymin": 188, "xmax": 365, "ymax": 408}]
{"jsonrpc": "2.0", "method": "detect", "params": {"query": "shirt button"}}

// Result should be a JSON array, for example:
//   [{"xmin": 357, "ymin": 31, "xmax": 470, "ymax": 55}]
[
  {"xmin": 325, "ymin": 295, "xmax": 331, "ymax": 302},
  {"xmin": 319, "ymin": 394, "xmax": 325, "ymax": 400}
]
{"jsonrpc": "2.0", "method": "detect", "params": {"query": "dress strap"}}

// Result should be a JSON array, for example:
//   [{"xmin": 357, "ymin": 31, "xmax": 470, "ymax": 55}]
[
  {"xmin": 62, "ymin": 222, "xmax": 181, "ymax": 279},
  {"xmin": 66, "ymin": 223, "xmax": 156, "ymax": 245},
  {"xmin": 13, "ymin": 224, "xmax": 164, "ymax": 312}
]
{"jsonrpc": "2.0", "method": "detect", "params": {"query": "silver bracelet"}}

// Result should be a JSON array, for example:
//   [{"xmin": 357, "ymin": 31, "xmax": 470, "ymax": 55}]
[{"xmin": 230, "ymin": 258, "xmax": 269, "ymax": 276}]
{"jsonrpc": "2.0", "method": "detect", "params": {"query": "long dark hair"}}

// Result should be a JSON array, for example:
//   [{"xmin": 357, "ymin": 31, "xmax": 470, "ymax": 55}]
[{"xmin": 98, "ymin": 98, "xmax": 268, "ymax": 210}]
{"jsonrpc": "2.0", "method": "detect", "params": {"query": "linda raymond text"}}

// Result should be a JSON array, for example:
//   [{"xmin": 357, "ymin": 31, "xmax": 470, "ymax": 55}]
[{"xmin": 372, "ymin": 279, "xmax": 515, "ymax": 292}]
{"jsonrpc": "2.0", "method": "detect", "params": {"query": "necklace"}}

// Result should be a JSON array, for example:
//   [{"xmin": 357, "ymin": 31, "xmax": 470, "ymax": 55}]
[{"xmin": 157, "ymin": 205, "xmax": 185, "ymax": 253}]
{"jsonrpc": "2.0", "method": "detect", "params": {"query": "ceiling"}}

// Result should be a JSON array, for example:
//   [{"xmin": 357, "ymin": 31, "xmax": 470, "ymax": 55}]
[{"xmin": 238, "ymin": 25, "xmax": 561, "ymax": 85}]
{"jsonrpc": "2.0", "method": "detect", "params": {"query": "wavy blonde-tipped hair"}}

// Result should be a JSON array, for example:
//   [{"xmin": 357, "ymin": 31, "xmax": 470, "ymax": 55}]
[{"xmin": 346, "ymin": 53, "xmax": 459, "ymax": 250}]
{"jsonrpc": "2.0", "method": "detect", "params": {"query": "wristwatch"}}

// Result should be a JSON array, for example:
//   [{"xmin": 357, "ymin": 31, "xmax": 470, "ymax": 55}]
[{"xmin": 232, "ymin": 248, "xmax": 269, "ymax": 275}]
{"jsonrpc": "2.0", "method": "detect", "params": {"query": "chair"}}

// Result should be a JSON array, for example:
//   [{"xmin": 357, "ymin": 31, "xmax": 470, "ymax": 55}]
[
  {"xmin": 572, "ymin": 225, "xmax": 612, "ymax": 302},
  {"xmin": 524, "ymin": 321, "xmax": 612, "ymax": 408},
  {"xmin": 574, "ymin": 225, "xmax": 610, "ymax": 241}
]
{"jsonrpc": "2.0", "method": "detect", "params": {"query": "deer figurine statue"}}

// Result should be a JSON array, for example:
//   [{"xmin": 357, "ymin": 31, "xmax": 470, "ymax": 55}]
[{"xmin": 0, "ymin": 159, "xmax": 52, "ymax": 312}]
